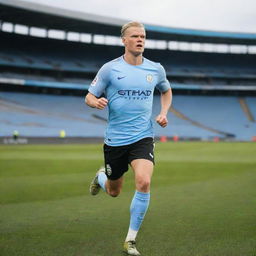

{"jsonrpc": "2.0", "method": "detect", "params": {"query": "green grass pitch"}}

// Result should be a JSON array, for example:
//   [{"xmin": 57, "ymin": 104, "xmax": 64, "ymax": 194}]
[{"xmin": 0, "ymin": 142, "xmax": 256, "ymax": 256}]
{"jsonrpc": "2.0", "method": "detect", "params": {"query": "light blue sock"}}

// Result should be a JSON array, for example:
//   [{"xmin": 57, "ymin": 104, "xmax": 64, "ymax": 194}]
[
  {"xmin": 129, "ymin": 191, "xmax": 150, "ymax": 231},
  {"xmin": 98, "ymin": 172, "xmax": 107, "ymax": 192}
]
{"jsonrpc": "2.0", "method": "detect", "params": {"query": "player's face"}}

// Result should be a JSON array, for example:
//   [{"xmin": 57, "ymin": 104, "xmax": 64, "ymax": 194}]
[{"xmin": 122, "ymin": 26, "xmax": 146, "ymax": 56}]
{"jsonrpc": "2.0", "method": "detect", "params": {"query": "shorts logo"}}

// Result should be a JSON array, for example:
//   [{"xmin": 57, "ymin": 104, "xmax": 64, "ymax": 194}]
[
  {"xmin": 106, "ymin": 164, "xmax": 112, "ymax": 176},
  {"xmin": 146, "ymin": 74, "xmax": 153, "ymax": 83},
  {"xmin": 149, "ymin": 153, "xmax": 154, "ymax": 158},
  {"xmin": 91, "ymin": 76, "xmax": 98, "ymax": 86}
]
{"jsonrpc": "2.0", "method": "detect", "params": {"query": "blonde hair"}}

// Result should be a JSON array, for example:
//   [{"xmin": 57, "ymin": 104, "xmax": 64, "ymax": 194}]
[{"xmin": 121, "ymin": 21, "xmax": 145, "ymax": 38}]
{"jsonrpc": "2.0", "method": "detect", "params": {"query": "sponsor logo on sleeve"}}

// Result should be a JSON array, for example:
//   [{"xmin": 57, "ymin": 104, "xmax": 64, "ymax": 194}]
[{"xmin": 91, "ymin": 76, "xmax": 98, "ymax": 86}]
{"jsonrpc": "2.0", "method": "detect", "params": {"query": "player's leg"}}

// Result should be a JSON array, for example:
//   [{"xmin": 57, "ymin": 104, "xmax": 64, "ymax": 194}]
[
  {"xmin": 89, "ymin": 143, "xmax": 128, "ymax": 197},
  {"xmin": 90, "ymin": 167, "xmax": 124, "ymax": 197},
  {"xmin": 124, "ymin": 159, "xmax": 153, "ymax": 255},
  {"xmin": 89, "ymin": 166, "xmax": 125, "ymax": 197},
  {"xmin": 126, "ymin": 159, "xmax": 153, "ymax": 238},
  {"xmin": 124, "ymin": 138, "xmax": 154, "ymax": 255}
]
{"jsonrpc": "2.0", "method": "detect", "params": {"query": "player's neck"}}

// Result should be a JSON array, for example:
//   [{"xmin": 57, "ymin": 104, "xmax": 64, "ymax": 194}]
[{"xmin": 123, "ymin": 53, "xmax": 143, "ymax": 66}]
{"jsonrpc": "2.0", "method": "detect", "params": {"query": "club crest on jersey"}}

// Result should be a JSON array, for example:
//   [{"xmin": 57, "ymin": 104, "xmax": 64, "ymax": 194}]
[
  {"xmin": 91, "ymin": 76, "xmax": 98, "ymax": 86},
  {"xmin": 146, "ymin": 74, "xmax": 153, "ymax": 83}
]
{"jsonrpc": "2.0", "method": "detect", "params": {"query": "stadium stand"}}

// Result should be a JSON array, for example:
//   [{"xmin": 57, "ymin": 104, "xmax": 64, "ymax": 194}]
[
  {"xmin": 1, "ymin": 92, "xmax": 255, "ymax": 141},
  {"xmin": 0, "ymin": 0, "xmax": 255, "ymax": 141},
  {"xmin": 0, "ymin": 92, "xmax": 107, "ymax": 137},
  {"xmin": 1, "ymin": 32, "xmax": 256, "ymax": 87}
]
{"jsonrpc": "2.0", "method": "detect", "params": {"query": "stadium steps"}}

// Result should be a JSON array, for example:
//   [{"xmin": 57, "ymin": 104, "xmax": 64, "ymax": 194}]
[
  {"xmin": 169, "ymin": 106, "xmax": 235, "ymax": 137},
  {"xmin": 238, "ymin": 98, "xmax": 255, "ymax": 122},
  {"xmin": 92, "ymin": 114, "xmax": 107, "ymax": 122},
  {"xmin": 0, "ymin": 97, "xmax": 94, "ymax": 123}
]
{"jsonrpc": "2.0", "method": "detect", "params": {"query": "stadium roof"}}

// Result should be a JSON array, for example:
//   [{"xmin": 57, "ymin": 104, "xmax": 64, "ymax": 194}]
[{"xmin": 1, "ymin": 0, "xmax": 256, "ymax": 45}]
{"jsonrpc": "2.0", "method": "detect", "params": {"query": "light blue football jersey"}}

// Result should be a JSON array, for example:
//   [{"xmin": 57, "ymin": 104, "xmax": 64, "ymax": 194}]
[{"xmin": 88, "ymin": 56, "xmax": 170, "ymax": 146}]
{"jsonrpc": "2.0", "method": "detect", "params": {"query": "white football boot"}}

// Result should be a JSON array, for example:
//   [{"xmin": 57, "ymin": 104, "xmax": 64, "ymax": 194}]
[
  {"xmin": 123, "ymin": 240, "xmax": 141, "ymax": 256},
  {"xmin": 89, "ymin": 167, "xmax": 105, "ymax": 195}
]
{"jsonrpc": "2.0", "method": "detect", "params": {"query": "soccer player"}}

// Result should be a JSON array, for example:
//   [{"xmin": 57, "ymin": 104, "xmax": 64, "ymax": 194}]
[{"xmin": 85, "ymin": 21, "xmax": 172, "ymax": 256}]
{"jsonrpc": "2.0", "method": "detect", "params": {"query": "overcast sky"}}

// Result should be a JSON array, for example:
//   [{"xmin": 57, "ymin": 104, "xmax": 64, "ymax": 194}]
[{"xmin": 23, "ymin": 0, "xmax": 256, "ymax": 33}]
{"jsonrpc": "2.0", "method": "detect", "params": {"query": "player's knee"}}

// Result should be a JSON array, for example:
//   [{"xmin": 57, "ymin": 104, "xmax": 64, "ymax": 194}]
[
  {"xmin": 106, "ymin": 180, "xmax": 122, "ymax": 197},
  {"xmin": 108, "ymin": 188, "xmax": 120, "ymax": 197},
  {"xmin": 136, "ymin": 178, "xmax": 151, "ymax": 192}
]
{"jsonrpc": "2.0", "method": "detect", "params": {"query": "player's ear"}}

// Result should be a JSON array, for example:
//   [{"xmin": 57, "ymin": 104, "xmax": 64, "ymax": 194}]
[{"xmin": 121, "ymin": 36, "xmax": 126, "ymax": 45}]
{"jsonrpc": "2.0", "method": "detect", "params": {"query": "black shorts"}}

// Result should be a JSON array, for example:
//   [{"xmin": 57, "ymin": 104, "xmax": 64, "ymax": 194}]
[{"xmin": 103, "ymin": 137, "xmax": 155, "ymax": 180}]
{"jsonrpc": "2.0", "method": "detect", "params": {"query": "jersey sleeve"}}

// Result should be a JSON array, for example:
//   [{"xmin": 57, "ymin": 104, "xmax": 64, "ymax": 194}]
[
  {"xmin": 156, "ymin": 64, "xmax": 171, "ymax": 92},
  {"xmin": 88, "ymin": 63, "xmax": 110, "ymax": 97}
]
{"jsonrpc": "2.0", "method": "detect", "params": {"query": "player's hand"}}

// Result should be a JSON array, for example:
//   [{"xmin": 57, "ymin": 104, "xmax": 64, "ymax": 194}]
[
  {"xmin": 95, "ymin": 97, "xmax": 108, "ymax": 109},
  {"xmin": 156, "ymin": 114, "xmax": 168, "ymax": 127}
]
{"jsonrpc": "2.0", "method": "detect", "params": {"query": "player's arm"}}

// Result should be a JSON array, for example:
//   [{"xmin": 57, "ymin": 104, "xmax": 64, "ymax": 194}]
[
  {"xmin": 85, "ymin": 63, "xmax": 110, "ymax": 110},
  {"xmin": 85, "ymin": 92, "xmax": 108, "ymax": 110},
  {"xmin": 156, "ymin": 88, "xmax": 172, "ymax": 127}
]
